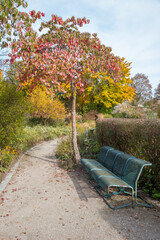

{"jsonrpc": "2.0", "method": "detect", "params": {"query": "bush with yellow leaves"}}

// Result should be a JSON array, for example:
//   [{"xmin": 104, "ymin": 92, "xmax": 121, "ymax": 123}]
[{"xmin": 28, "ymin": 87, "xmax": 66, "ymax": 125}]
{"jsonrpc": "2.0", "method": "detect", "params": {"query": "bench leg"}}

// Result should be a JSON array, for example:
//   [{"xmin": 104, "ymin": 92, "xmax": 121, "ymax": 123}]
[
  {"xmin": 134, "ymin": 193, "xmax": 152, "ymax": 208},
  {"xmin": 95, "ymin": 186, "xmax": 134, "ymax": 210},
  {"xmin": 89, "ymin": 177, "xmax": 100, "ymax": 188}
]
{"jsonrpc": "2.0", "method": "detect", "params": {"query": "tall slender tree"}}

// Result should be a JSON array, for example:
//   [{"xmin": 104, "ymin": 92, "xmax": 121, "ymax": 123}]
[{"xmin": 9, "ymin": 12, "xmax": 132, "ymax": 163}]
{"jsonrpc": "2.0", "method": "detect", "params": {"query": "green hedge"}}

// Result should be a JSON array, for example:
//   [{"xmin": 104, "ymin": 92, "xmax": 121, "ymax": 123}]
[{"xmin": 96, "ymin": 118, "xmax": 160, "ymax": 198}]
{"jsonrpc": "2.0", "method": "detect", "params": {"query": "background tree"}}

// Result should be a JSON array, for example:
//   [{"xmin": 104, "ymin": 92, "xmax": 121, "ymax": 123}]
[
  {"xmin": 76, "ymin": 63, "xmax": 135, "ymax": 114},
  {"xmin": 153, "ymin": 83, "xmax": 160, "ymax": 118},
  {"xmin": 154, "ymin": 83, "xmax": 160, "ymax": 100},
  {"xmin": 131, "ymin": 73, "xmax": 152, "ymax": 103}
]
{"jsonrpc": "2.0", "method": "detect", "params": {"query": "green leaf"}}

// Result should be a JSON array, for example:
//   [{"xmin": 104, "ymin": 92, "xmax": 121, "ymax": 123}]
[{"xmin": 152, "ymin": 193, "xmax": 160, "ymax": 199}]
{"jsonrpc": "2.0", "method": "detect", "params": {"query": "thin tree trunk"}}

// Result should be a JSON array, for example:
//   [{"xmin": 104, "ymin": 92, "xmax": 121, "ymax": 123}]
[{"xmin": 72, "ymin": 83, "xmax": 81, "ymax": 163}]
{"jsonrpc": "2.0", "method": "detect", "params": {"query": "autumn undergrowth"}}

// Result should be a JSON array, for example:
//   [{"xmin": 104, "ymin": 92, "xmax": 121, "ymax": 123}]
[
  {"xmin": 18, "ymin": 124, "xmax": 71, "ymax": 151},
  {"xmin": 0, "ymin": 124, "xmax": 71, "ymax": 175},
  {"xmin": 56, "ymin": 121, "xmax": 100, "ymax": 169}
]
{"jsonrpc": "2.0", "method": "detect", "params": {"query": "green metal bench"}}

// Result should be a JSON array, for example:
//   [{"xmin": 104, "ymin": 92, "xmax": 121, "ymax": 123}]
[{"xmin": 81, "ymin": 146, "xmax": 152, "ymax": 209}]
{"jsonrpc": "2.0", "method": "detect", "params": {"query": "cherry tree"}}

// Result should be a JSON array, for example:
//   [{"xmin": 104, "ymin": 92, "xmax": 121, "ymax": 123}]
[{"xmin": 9, "ymin": 12, "xmax": 130, "ymax": 163}]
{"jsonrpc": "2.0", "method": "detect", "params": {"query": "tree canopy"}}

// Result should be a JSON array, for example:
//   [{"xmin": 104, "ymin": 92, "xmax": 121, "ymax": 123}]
[
  {"xmin": 7, "ymin": 11, "xmax": 134, "ymax": 162},
  {"xmin": 0, "ymin": 0, "xmax": 28, "ymax": 47}
]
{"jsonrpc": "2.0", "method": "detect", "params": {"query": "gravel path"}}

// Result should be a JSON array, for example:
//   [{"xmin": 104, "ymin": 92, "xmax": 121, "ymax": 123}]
[{"xmin": 0, "ymin": 139, "xmax": 160, "ymax": 240}]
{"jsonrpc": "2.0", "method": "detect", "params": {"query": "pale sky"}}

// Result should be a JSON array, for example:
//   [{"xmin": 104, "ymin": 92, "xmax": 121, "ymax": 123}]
[{"xmin": 21, "ymin": 0, "xmax": 160, "ymax": 92}]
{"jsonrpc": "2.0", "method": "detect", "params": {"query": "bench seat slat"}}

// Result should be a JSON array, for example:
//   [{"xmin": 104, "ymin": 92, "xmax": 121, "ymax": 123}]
[
  {"xmin": 98, "ymin": 175, "xmax": 132, "ymax": 192},
  {"xmin": 81, "ymin": 159, "xmax": 98, "ymax": 167},
  {"xmin": 91, "ymin": 168, "xmax": 118, "ymax": 181},
  {"xmin": 81, "ymin": 159, "xmax": 106, "ymax": 173}
]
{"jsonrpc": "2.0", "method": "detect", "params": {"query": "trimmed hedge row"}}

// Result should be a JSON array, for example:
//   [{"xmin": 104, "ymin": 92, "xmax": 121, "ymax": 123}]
[{"xmin": 96, "ymin": 118, "xmax": 160, "ymax": 197}]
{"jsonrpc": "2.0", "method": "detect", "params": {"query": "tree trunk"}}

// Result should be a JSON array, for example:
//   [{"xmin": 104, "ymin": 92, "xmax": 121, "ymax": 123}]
[{"xmin": 72, "ymin": 83, "xmax": 81, "ymax": 164}]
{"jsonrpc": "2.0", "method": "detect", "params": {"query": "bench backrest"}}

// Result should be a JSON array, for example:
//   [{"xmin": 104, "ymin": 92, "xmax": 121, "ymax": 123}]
[
  {"xmin": 122, "ymin": 157, "xmax": 152, "ymax": 190},
  {"xmin": 97, "ymin": 146, "xmax": 152, "ymax": 190},
  {"xmin": 112, "ymin": 153, "xmax": 134, "ymax": 178},
  {"xmin": 103, "ymin": 149, "xmax": 124, "ymax": 171},
  {"xmin": 97, "ymin": 146, "xmax": 113, "ymax": 165}
]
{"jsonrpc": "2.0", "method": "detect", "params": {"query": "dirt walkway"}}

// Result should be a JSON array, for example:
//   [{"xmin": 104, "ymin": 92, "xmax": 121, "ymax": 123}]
[{"xmin": 0, "ymin": 139, "xmax": 160, "ymax": 240}]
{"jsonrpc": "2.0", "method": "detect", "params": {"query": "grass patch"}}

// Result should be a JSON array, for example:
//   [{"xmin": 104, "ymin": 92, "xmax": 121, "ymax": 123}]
[{"xmin": 17, "ymin": 124, "xmax": 71, "ymax": 151}]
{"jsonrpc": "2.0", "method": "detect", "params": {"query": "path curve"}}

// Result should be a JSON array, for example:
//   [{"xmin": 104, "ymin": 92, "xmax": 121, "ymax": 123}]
[{"xmin": 0, "ymin": 139, "xmax": 160, "ymax": 240}]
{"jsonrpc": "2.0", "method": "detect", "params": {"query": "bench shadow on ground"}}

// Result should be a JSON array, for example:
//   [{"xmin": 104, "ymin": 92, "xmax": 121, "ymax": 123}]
[
  {"xmin": 23, "ymin": 149, "xmax": 160, "ymax": 240},
  {"xmin": 68, "ymin": 167, "xmax": 160, "ymax": 240},
  {"xmin": 23, "ymin": 146, "xmax": 160, "ymax": 240},
  {"xmin": 67, "ymin": 167, "xmax": 100, "ymax": 201}
]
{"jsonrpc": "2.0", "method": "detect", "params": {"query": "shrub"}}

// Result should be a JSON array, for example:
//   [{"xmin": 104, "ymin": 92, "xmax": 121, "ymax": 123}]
[
  {"xmin": 28, "ymin": 87, "xmax": 66, "ymax": 125},
  {"xmin": 76, "ymin": 121, "xmax": 95, "ymax": 135},
  {"xmin": 56, "ymin": 121, "xmax": 97, "ymax": 169},
  {"xmin": 103, "ymin": 114, "xmax": 113, "ymax": 118},
  {"xmin": 65, "ymin": 113, "xmax": 82, "ymax": 123},
  {"xmin": 96, "ymin": 118, "xmax": 160, "ymax": 198},
  {"xmin": 82, "ymin": 110, "xmax": 98, "ymax": 121},
  {"xmin": 97, "ymin": 114, "xmax": 104, "ymax": 119},
  {"xmin": 56, "ymin": 135, "xmax": 74, "ymax": 169},
  {"xmin": 78, "ymin": 130, "xmax": 100, "ymax": 160},
  {"xmin": 0, "ymin": 82, "xmax": 25, "ymax": 148},
  {"xmin": 0, "ymin": 146, "xmax": 16, "ymax": 172}
]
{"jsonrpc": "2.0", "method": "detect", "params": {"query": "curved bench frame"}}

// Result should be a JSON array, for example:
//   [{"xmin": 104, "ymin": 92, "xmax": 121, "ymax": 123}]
[{"xmin": 81, "ymin": 146, "xmax": 152, "ymax": 209}]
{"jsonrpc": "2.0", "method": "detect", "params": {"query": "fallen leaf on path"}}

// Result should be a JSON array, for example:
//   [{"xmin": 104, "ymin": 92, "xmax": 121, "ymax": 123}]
[
  {"xmin": 12, "ymin": 188, "xmax": 18, "ymax": 192},
  {"xmin": 133, "ymin": 214, "xmax": 139, "ymax": 219}
]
